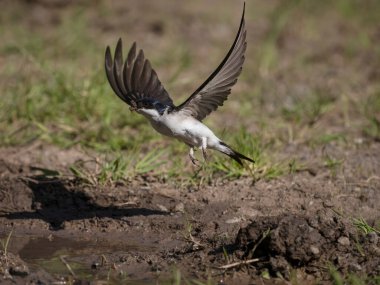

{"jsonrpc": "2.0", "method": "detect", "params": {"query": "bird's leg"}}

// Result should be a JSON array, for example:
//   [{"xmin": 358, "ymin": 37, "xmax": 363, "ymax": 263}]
[
  {"xmin": 201, "ymin": 137, "xmax": 208, "ymax": 161},
  {"xmin": 189, "ymin": 146, "xmax": 199, "ymax": 166}
]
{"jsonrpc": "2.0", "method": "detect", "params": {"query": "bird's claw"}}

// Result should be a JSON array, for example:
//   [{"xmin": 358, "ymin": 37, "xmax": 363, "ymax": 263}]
[
  {"xmin": 201, "ymin": 148, "xmax": 208, "ymax": 161},
  {"xmin": 189, "ymin": 154, "xmax": 199, "ymax": 166},
  {"xmin": 189, "ymin": 147, "xmax": 200, "ymax": 166}
]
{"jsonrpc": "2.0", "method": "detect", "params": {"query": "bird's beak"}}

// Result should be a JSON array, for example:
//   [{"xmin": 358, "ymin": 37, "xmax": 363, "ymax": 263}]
[{"xmin": 129, "ymin": 106, "xmax": 137, "ymax": 112}]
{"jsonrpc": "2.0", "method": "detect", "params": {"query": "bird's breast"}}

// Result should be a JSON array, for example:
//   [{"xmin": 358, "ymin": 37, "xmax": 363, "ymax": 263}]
[
  {"xmin": 148, "ymin": 113, "xmax": 218, "ymax": 147},
  {"xmin": 149, "ymin": 119, "xmax": 174, "ymax": 137}
]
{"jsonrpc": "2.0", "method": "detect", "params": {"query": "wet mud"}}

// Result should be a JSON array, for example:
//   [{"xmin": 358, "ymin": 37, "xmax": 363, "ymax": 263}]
[{"xmin": 0, "ymin": 144, "xmax": 379, "ymax": 284}]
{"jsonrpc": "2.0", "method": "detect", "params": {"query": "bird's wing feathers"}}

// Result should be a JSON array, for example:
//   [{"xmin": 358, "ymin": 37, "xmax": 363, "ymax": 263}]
[
  {"xmin": 105, "ymin": 40, "xmax": 174, "ymax": 108},
  {"xmin": 174, "ymin": 4, "xmax": 246, "ymax": 121}
]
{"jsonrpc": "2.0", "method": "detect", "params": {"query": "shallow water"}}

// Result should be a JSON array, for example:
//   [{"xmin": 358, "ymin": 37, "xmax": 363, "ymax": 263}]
[{"xmin": 1, "ymin": 233, "xmax": 155, "ymax": 283}]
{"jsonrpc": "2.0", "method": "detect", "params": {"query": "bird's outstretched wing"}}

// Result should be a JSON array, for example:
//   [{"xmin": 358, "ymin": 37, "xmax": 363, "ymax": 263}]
[
  {"xmin": 105, "ymin": 40, "xmax": 174, "ymax": 108},
  {"xmin": 173, "ymin": 3, "xmax": 247, "ymax": 121}
]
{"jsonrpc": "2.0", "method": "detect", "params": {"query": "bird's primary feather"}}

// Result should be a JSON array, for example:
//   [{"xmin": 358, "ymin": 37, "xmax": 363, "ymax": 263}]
[
  {"xmin": 105, "ymin": 40, "xmax": 175, "ymax": 109},
  {"xmin": 105, "ymin": 3, "xmax": 246, "ymax": 118},
  {"xmin": 173, "ymin": 3, "xmax": 246, "ymax": 121}
]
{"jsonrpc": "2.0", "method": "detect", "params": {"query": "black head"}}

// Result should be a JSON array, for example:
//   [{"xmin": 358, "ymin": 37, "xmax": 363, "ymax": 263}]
[{"xmin": 136, "ymin": 98, "xmax": 169, "ymax": 115}]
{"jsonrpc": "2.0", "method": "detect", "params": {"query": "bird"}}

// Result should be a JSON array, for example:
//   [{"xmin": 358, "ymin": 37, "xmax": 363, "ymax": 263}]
[{"xmin": 104, "ymin": 3, "xmax": 254, "ymax": 166}]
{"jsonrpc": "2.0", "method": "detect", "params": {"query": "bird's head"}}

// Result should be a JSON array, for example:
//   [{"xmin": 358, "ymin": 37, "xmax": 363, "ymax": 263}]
[{"xmin": 133, "ymin": 98, "xmax": 169, "ymax": 117}]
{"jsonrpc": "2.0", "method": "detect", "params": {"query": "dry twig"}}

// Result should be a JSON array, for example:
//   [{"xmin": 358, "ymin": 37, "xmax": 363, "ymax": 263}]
[
  {"xmin": 217, "ymin": 258, "xmax": 260, "ymax": 269},
  {"xmin": 60, "ymin": 255, "xmax": 76, "ymax": 277}
]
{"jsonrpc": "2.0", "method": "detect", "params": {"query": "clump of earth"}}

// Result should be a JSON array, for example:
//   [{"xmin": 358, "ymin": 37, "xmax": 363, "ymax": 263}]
[{"xmin": 235, "ymin": 212, "xmax": 380, "ymax": 281}]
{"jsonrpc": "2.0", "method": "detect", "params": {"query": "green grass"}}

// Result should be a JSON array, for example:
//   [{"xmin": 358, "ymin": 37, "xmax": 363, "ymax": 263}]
[
  {"xmin": 362, "ymin": 92, "xmax": 380, "ymax": 141},
  {"xmin": 209, "ymin": 129, "xmax": 286, "ymax": 181},
  {"xmin": 281, "ymin": 91, "xmax": 336, "ymax": 126},
  {"xmin": 257, "ymin": 0, "xmax": 301, "ymax": 76},
  {"xmin": 170, "ymin": 268, "xmax": 215, "ymax": 285},
  {"xmin": 353, "ymin": 217, "xmax": 380, "ymax": 235},
  {"xmin": 323, "ymin": 154, "xmax": 344, "ymax": 178},
  {"xmin": 328, "ymin": 265, "xmax": 380, "ymax": 285},
  {"xmin": 0, "ymin": 230, "xmax": 13, "ymax": 256},
  {"xmin": 70, "ymin": 149, "xmax": 167, "ymax": 186}
]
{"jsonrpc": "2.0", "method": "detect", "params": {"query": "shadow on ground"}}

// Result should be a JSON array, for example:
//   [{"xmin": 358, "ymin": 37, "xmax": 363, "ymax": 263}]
[{"xmin": 0, "ymin": 174, "xmax": 168, "ymax": 230}]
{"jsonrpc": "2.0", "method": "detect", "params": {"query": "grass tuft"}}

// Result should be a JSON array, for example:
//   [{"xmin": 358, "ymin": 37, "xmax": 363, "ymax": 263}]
[
  {"xmin": 353, "ymin": 217, "xmax": 380, "ymax": 235},
  {"xmin": 209, "ymin": 129, "xmax": 285, "ymax": 181},
  {"xmin": 328, "ymin": 264, "xmax": 379, "ymax": 285},
  {"xmin": 70, "ymin": 149, "xmax": 166, "ymax": 186},
  {"xmin": 362, "ymin": 92, "xmax": 380, "ymax": 141},
  {"xmin": 0, "ymin": 230, "xmax": 13, "ymax": 256},
  {"xmin": 281, "ymin": 91, "xmax": 336, "ymax": 126}
]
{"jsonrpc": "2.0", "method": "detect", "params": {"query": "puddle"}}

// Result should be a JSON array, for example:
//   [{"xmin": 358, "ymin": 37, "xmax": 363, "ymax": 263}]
[
  {"xmin": 18, "ymin": 235, "xmax": 99, "ymax": 279},
  {"xmin": 1, "ymin": 232, "xmax": 155, "ymax": 282}
]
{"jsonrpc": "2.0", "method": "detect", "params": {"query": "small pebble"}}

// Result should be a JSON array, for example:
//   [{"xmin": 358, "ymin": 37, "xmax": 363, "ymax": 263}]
[
  {"xmin": 310, "ymin": 245, "xmax": 320, "ymax": 255},
  {"xmin": 156, "ymin": 204, "xmax": 169, "ymax": 212},
  {"xmin": 174, "ymin": 202, "xmax": 185, "ymax": 213},
  {"xmin": 338, "ymin": 236, "xmax": 350, "ymax": 246},
  {"xmin": 225, "ymin": 217, "xmax": 242, "ymax": 224},
  {"xmin": 349, "ymin": 263, "xmax": 362, "ymax": 271},
  {"xmin": 368, "ymin": 232, "xmax": 378, "ymax": 244}
]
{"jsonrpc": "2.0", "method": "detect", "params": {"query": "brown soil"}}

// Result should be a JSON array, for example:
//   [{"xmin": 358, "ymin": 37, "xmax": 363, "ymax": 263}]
[
  {"xmin": 1, "ymin": 0, "xmax": 380, "ymax": 284},
  {"xmin": 0, "ymin": 143, "xmax": 379, "ymax": 284}
]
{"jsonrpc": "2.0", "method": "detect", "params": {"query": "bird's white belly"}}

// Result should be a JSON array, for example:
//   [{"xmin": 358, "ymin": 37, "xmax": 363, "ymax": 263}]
[{"xmin": 150, "ymin": 114, "xmax": 219, "ymax": 147}]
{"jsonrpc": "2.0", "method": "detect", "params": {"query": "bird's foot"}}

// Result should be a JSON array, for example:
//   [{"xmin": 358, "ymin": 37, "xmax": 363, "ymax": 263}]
[
  {"xmin": 189, "ymin": 147, "xmax": 199, "ymax": 166},
  {"xmin": 201, "ymin": 148, "xmax": 208, "ymax": 161},
  {"xmin": 190, "ymin": 155, "xmax": 200, "ymax": 166}
]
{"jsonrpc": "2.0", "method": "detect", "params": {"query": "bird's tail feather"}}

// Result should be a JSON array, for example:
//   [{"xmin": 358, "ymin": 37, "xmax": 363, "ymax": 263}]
[{"xmin": 218, "ymin": 141, "xmax": 254, "ymax": 166}]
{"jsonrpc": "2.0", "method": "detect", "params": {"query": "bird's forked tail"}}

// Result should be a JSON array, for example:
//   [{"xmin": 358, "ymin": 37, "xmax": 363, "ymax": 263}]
[{"xmin": 218, "ymin": 141, "xmax": 254, "ymax": 166}]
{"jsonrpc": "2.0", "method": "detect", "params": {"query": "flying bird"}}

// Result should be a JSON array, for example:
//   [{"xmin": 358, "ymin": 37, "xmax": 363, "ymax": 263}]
[{"xmin": 104, "ymin": 3, "xmax": 254, "ymax": 166}]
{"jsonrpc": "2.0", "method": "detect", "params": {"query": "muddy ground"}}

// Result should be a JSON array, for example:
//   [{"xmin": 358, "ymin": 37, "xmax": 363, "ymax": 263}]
[
  {"xmin": 0, "ymin": 142, "xmax": 379, "ymax": 284},
  {"xmin": 1, "ymin": 0, "xmax": 380, "ymax": 284}
]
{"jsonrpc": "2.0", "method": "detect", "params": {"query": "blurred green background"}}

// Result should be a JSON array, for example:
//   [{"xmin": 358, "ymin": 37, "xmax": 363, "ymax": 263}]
[{"xmin": 1, "ymin": 0, "xmax": 379, "ymax": 180}]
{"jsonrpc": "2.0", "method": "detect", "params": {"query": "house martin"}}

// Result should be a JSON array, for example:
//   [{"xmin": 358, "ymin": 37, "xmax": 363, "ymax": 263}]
[{"xmin": 105, "ymin": 3, "xmax": 254, "ymax": 166}]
